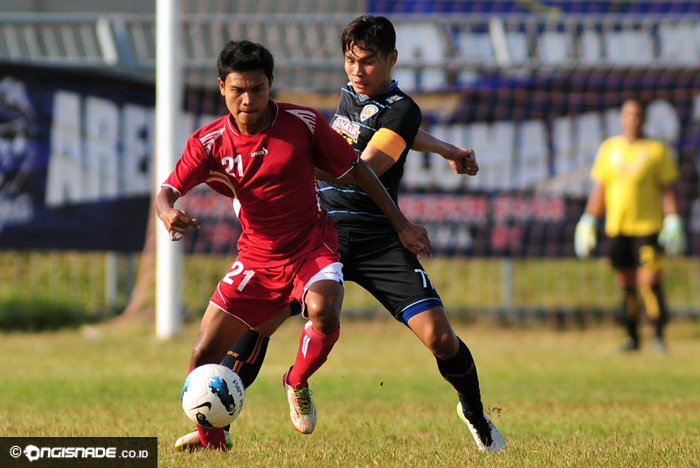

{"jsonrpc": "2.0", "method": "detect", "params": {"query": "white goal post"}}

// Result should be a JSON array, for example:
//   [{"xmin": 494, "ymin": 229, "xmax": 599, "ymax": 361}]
[{"xmin": 155, "ymin": 0, "xmax": 183, "ymax": 339}]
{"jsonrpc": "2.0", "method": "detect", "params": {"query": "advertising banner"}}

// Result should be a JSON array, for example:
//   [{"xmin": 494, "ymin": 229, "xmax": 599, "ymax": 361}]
[
  {"xmin": 369, "ymin": 1, "xmax": 700, "ymax": 14},
  {"xmin": 399, "ymin": 69, "xmax": 700, "ymax": 256},
  {"xmin": 0, "ymin": 65, "xmax": 697, "ymax": 256},
  {"xmin": 0, "ymin": 66, "xmax": 154, "ymax": 251}
]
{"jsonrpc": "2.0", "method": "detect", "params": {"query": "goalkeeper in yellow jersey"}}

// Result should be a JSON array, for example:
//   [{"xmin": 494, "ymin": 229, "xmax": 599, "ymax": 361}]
[{"xmin": 574, "ymin": 98, "xmax": 685, "ymax": 353}]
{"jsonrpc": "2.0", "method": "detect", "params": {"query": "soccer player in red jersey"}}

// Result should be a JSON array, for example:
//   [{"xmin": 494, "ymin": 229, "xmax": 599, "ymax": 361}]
[{"xmin": 157, "ymin": 40, "xmax": 430, "ymax": 450}]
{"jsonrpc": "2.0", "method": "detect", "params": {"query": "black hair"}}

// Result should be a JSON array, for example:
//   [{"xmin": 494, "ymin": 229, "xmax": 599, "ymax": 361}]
[
  {"xmin": 217, "ymin": 40, "xmax": 274, "ymax": 82},
  {"xmin": 341, "ymin": 15, "xmax": 396, "ymax": 58}
]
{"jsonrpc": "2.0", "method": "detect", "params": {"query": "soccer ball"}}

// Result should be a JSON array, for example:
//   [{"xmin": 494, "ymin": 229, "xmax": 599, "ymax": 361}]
[{"xmin": 181, "ymin": 364, "xmax": 245, "ymax": 428}]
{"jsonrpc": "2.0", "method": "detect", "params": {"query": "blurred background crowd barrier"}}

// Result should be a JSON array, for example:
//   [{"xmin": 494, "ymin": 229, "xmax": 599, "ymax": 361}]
[{"xmin": 1, "ymin": 0, "xmax": 699, "ymax": 329}]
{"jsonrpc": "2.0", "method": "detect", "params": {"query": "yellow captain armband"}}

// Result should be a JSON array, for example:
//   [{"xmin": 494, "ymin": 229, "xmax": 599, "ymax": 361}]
[{"xmin": 368, "ymin": 128, "xmax": 406, "ymax": 161}]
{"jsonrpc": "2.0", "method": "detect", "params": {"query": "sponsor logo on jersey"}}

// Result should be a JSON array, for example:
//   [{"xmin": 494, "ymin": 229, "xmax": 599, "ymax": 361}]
[
  {"xmin": 332, "ymin": 116, "xmax": 361, "ymax": 141},
  {"xmin": 612, "ymin": 148, "xmax": 647, "ymax": 174},
  {"xmin": 360, "ymin": 104, "xmax": 379, "ymax": 122},
  {"xmin": 386, "ymin": 94, "xmax": 404, "ymax": 104},
  {"xmin": 251, "ymin": 147, "xmax": 268, "ymax": 157}
]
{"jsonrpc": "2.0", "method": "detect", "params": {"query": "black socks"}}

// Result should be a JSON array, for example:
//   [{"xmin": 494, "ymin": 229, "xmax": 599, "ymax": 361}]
[
  {"xmin": 220, "ymin": 329, "xmax": 270, "ymax": 389},
  {"xmin": 436, "ymin": 338, "xmax": 484, "ymax": 416}
]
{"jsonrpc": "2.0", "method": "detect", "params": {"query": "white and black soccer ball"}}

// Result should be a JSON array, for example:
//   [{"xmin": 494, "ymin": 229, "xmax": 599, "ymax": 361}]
[{"xmin": 181, "ymin": 364, "xmax": 245, "ymax": 428}]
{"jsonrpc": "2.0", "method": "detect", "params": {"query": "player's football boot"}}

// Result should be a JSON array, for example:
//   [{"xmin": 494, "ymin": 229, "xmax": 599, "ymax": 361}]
[
  {"xmin": 174, "ymin": 429, "xmax": 233, "ymax": 451},
  {"xmin": 456, "ymin": 402, "xmax": 507, "ymax": 452},
  {"xmin": 282, "ymin": 369, "xmax": 317, "ymax": 434},
  {"xmin": 620, "ymin": 337, "xmax": 640, "ymax": 352},
  {"xmin": 653, "ymin": 336, "xmax": 667, "ymax": 354}
]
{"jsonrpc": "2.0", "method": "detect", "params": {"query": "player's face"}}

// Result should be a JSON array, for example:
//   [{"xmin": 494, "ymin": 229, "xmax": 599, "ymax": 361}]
[
  {"xmin": 344, "ymin": 44, "xmax": 397, "ymax": 97},
  {"xmin": 219, "ymin": 70, "xmax": 272, "ymax": 134},
  {"xmin": 620, "ymin": 100, "xmax": 644, "ymax": 139}
]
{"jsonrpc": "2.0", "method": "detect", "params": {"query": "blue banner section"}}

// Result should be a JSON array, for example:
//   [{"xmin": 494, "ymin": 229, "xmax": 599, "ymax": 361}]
[
  {"xmin": 0, "ymin": 64, "xmax": 698, "ymax": 256},
  {"xmin": 368, "ymin": 1, "xmax": 700, "ymax": 14},
  {"xmin": 0, "ymin": 66, "xmax": 153, "ymax": 251}
]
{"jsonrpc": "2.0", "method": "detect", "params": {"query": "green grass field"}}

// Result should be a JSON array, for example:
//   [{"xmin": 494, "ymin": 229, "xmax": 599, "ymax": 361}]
[{"xmin": 1, "ymin": 318, "xmax": 700, "ymax": 467}]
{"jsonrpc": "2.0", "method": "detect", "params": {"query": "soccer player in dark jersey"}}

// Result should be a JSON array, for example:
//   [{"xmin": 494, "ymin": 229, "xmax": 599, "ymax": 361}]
[
  {"xmin": 157, "ymin": 40, "xmax": 431, "ymax": 451},
  {"xmin": 289, "ymin": 15, "xmax": 506, "ymax": 452}
]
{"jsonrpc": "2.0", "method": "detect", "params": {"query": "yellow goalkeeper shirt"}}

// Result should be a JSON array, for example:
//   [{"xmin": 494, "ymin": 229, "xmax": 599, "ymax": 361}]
[{"xmin": 591, "ymin": 135, "xmax": 678, "ymax": 237}]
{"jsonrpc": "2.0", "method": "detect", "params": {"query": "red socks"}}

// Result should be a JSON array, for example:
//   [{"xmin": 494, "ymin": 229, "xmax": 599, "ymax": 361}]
[
  {"xmin": 188, "ymin": 364, "xmax": 228, "ymax": 450},
  {"xmin": 195, "ymin": 425, "xmax": 228, "ymax": 450},
  {"xmin": 286, "ymin": 321, "xmax": 340, "ymax": 389}
]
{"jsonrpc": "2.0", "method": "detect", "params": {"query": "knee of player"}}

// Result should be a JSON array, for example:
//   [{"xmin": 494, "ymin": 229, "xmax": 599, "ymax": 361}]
[
  {"xmin": 306, "ymin": 288, "xmax": 343, "ymax": 314},
  {"xmin": 426, "ymin": 329, "xmax": 459, "ymax": 358},
  {"xmin": 190, "ymin": 343, "xmax": 221, "ymax": 368},
  {"xmin": 305, "ymin": 298, "xmax": 341, "ymax": 329}
]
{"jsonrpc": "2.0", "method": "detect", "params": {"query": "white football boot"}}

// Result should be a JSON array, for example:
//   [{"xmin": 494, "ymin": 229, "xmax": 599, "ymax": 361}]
[
  {"xmin": 456, "ymin": 402, "xmax": 507, "ymax": 452},
  {"xmin": 282, "ymin": 370, "xmax": 317, "ymax": 434}
]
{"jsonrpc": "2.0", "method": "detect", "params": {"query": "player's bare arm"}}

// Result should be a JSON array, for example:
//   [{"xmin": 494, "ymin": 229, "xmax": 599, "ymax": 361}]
[
  {"xmin": 583, "ymin": 183, "xmax": 605, "ymax": 217},
  {"xmin": 319, "ymin": 143, "xmax": 396, "ymax": 185},
  {"xmin": 348, "ymin": 159, "xmax": 432, "ymax": 258},
  {"xmin": 662, "ymin": 184, "xmax": 680, "ymax": 216},
  {"xmin": 155, "ymin": 186, "xmax": 200, "ymax": 241},
  {"xmin": 314, "ymin": 144, "xmax": 431, "ymax": 257},
  {"xmin": 313, "ymin": 145, "xmax": 432, "ymax": 258},
  {"xmin": 413, "ymin": 129, "xmax": 478, "ymax": 176}
]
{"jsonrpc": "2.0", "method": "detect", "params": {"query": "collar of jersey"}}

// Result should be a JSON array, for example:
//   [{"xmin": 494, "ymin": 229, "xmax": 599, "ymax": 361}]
[{"xmin": 344, "ymin": 80, "xmax": 398, "ymax": 103}]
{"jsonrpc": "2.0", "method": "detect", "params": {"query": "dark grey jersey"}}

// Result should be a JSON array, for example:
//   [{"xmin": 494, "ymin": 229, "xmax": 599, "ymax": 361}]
[{"xmin": 318, "ymin": 80, "xmax": 421, "ymax": 228}]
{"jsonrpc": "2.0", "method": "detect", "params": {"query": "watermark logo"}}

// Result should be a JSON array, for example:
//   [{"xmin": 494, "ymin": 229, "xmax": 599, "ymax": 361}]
[
  {"xmin": 8, "ymin": 445, "xmax": 22, "ymax": 459},
  {"xmin": 19, "ymin": 444, "xmax": 118, "ymax": 462},
  {"xmin": 2, "ymin": 437, "xmax": 156, "ymax": 467},
  {"xmin": 23, "ymin": 445, "xmax": 39, "ymax": 462}
]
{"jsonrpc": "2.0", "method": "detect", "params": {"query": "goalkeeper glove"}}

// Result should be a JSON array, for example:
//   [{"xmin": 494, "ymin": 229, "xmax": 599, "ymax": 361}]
[
  {"xmin": 658, "ymin": 214, "xmax": 686, "ymax": 256},
  {"xmin": 574, "ymin": 213, "xmax": 597, "ymax": 259}
]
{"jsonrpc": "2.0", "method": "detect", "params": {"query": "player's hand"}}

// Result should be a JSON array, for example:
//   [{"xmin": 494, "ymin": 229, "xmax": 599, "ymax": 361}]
[
  {"xmin": 158, "ymin": 207, "xmax": 200, "ymax": 241},
  {"xmin": 445, "ymin": 147, "xmax": 479, "ymax": 176},
  {"xmin": 398, "ymin": 222, "xmax": 432, "ymax": 259},
  {"xmin": 658, "ymin": 214, "xmax": 686, "ymax": 256},
  {"xmin": 574, "ymin": 213, "xmax": 597, "ymax": 259}
]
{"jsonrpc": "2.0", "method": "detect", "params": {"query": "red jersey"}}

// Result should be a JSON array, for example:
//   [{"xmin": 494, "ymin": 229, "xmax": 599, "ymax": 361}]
[{"xmin": 163, "ymin": 101, "xmax": 359, "ymax": 265}]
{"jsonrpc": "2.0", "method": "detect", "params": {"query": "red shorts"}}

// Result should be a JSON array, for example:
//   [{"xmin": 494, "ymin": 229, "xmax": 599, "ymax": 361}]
[{"xmin": 209, "ymin": 238, "xmax": 343, "ymax": 328}]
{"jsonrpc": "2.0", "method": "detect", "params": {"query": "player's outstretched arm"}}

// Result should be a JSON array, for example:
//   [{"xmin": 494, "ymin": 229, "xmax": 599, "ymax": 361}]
[
  {"xmin": 316, "ymin": 141, "xmax": 399, "ymax": 185},
  {"xmin": 349, "ymin": 160, "xmax": 432, "ymax": 258},
  {"xmin": 413, "ymin": 128, "xmax": 478, "ymax": 176},
  {"xmin": 155, "ymin": 186, "xmax": 200, "ymax": 241}
]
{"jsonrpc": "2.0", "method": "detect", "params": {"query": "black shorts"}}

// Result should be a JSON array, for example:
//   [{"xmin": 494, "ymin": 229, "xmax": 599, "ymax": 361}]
[
  {"xmin": 607, "ymin": 234, "xmax": 662, "ymax": 270},
  {"xmin": 335, "ymin": 225, "xmax": 443, "ymax": 323}
]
